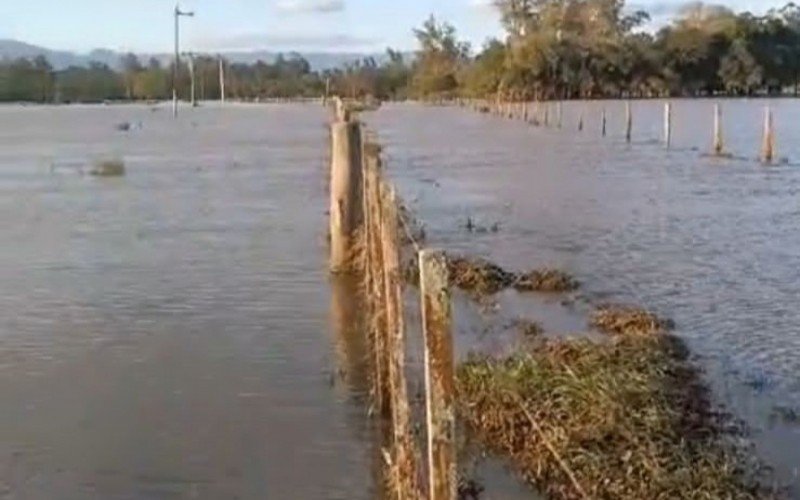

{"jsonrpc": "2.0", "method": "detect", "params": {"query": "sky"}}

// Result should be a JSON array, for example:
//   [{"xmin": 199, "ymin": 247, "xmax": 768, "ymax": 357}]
[{"xmin": 0, "ymin": 0, "xmax": 793, "ymax": 54}]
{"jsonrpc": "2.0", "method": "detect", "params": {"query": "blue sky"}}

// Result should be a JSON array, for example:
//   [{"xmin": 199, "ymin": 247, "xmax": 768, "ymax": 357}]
[{"xmin": 0, "ymin": 0, "xmax": 792, "ymax": 54}]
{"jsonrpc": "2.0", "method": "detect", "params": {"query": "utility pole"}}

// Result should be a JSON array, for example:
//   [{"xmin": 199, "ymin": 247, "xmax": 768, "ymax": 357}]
[
  {"xmin": 219, "ymin": 56, "xmax": 226, "ymax": 104},
  {"xmin": 173, "ymin": 3, "xmax": 194, "ymax": 118}
]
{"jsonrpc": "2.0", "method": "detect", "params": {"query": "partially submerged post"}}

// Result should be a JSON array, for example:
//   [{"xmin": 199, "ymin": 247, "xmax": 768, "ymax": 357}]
[
  {"xmin": 625, "ymin": 101, "xmax": 632, "ymax": 143},
  {"xmin": 713, "ymin": 103, "xmax": 723, "ymax": 155},
  {"xmin": 419, "ymin": 250, "xmax": 456, "ymax": 500},
  {"xmin": 601, "ymin": 107, "xmax": 607, "ymax": 137},
  {"xmin": 578, "ymin": 111, "xmax": 584, "ymax": 132},
  {"xmin": 761, "ymin": 106, "xmax": 775, "ymax": 164},
  {"xmin": 219, "ymin": 56, "xmax": 226, "ymax": 104},
  {"xmin": 329, "ymin": 119, "xmax": 363, "ymax": 273},
  {"xmin": 557, "ymin": 101, "xmax": 563, "ymax": 129},
  {"xmin": 664, "ymin": 102, "xmax": 672, "ymax": 148}
]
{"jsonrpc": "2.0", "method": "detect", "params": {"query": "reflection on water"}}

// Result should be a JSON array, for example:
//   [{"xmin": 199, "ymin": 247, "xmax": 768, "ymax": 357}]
[
  {"xmin": 371, "ymin": 101, "xmax": 800, "ymax": 493},
  {"xmin": 0, "ymin": 103, "xmax": 374, "ymax": 499}
]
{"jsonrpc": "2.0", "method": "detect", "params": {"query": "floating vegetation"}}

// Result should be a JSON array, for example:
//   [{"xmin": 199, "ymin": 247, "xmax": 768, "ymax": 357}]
[
  {"xmin": 446, "ymin": 255, "xmax": 578, "ymax": 297},
  {"xmin": 89, "ymin": 159, "xmax": 126, "ymax": 177},
  {"xmin": 447, "ymin": 256, "xmax": 516, "ymax": 296},
  {"xmin": 591, "ymin": 304, "xmax": 674, "ymax": 337},
  {"xmin": 514, "ymin": 269, "xmax": 579, "ymax": 293},
  {"xmin": 457, "ymin": 310, "xmax": 771, "ymax": 499}
]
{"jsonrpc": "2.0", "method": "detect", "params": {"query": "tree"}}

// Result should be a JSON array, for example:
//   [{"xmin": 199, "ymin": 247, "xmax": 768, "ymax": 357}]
[{"xmin": 411, "ymin": 16, "xmax": 470, "ymax": 98}]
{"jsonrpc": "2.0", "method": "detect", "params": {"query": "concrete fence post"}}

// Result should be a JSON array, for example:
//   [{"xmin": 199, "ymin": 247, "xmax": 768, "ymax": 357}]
[{"xmin": 419, "ymin": 250, "xmax": 456, "ymax": 500}]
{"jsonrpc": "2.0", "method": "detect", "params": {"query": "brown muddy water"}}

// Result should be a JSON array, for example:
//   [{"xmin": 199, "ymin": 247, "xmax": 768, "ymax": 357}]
[
  {"xmin": 0, "ymin": 103, "xmax": 380, "ymax": 499},
  {"xmin": 370, "ymin": 100, "xmax": 800, "ymax": 496}
]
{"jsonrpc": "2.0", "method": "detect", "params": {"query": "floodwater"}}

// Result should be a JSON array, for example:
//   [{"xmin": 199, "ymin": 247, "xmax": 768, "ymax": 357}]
[
  {"xmin": 0, "ymin": 103, "xmax": 378, "ymax": 499},
  {"xmin": 370, "ymin": 100, "xmax": 800, "ymax": 495}
]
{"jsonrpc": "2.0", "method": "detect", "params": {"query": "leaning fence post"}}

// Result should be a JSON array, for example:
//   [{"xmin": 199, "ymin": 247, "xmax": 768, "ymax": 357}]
[
  {"xmin": 329, "ymin": 119, "xmax": 363, "ymax": 273},
  {"xmin": 664, "ymin": 102, "xmax": 672, "ymax": 148},
  {"xmin": 761, "ymin": 106, "xmax": 775, "ymax": 164},
  {"xmin": 713, "ymin": 103, "xmax": 724, "ymax": 156},
  {"xmin": 419, "ymin": 250, "xmax": 456, "ymax": 500}
]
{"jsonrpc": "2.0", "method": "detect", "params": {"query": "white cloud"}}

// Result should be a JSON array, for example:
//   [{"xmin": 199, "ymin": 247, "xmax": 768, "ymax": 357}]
[{"xmin": 275, "ymin": 0, "xmax": 345, "ymax": 14}]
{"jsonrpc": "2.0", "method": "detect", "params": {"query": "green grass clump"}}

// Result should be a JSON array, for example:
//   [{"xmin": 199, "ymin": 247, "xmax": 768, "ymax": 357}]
[{"xmin": 457, "ymin": 311, "xmax": 770, "ymax": 499}]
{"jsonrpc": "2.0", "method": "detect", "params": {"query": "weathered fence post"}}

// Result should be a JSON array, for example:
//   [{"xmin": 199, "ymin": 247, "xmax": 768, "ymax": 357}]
[
  {"xmin": 578, "ymin": 110, "xmax": 584, "ymax": 132},
  {"xmin": 761, "ymin": 106, "xmax": 775, "ymax": 164},
  {"xmin": 713, "ymin": 103, "xmax": 724, "ymax": 156},
  {"xmin": 363, "ymin": 148, "xmax": 390, "ymax": 416},
  {"xmin": 381, "ymin": 185, "xmax": 418, "ymax": 498},
  {"xmin": 664, "ymin": 102, "xmax": 672, "ymax": 148},
  {"xmin": 625, "ymin": 101, "xmax": 632, "ymax": 143},
  {"xmin": 419, "ymin": 250, "xmax": 456, "ymax": 500},
  {"xmin": 329, "ymin": 119, "xmax": 363, "ymax": 273}
]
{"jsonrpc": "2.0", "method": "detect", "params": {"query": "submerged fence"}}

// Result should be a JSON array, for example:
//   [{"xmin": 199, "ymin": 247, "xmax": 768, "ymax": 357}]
[
  {"xmin": 460, "ymin": 98, "xmax": 780, "ymax": 164},
  {"xmin": 327, "ymin": 99, "xmax": 456, "ymax": 500}
]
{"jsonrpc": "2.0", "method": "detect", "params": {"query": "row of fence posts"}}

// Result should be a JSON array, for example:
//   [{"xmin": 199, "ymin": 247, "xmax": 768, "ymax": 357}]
[
  {"xmin": 328, "ymin": 97, "xmax": 457, "ymax": 500},
  {"xmin": 458, "ymin": 98, "xmax": 778, "ymax": 164}
]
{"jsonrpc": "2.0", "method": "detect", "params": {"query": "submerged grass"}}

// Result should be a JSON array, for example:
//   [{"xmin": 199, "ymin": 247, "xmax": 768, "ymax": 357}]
[{"xmin": 457, "ymin": 306, "xmax": 771, "ymax": 499}]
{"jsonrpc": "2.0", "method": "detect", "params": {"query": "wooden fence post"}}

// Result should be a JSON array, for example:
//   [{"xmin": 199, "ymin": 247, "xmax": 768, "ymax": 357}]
[
  {"xmin": 601, "ymin": 107, "xmax": 607, "ymax": 137},
  {"xmin": 364, "ymin": 150, "xmax": 390, "ymax": 416},
  {"xmin": 713, "ymin": 103, "xmax": 724, "ymax": 156},
  {"xmin": 381, "ymin": 185, "xmax": 418, "ymax": 498},
  {"xmin": 419, "ymin": 250, "xmax": 456, "ymax": 500},
  {"xmin": 329, "ymin": 119, "xmax": 363, "ymax": 273},
  {"xmin": 625, "ymin": 101, "xmax": 632, "ymax": 143},
  {"xmin": 761, "ymin": 106, "xmax": 775, "ymax": 164},
  {"xmin": 557, "ymin": 101, "xmax": 563, "ymax": 129},
  {"xmin": 664, "ymin": 102, "xmax": 672, "ymax": 148}
]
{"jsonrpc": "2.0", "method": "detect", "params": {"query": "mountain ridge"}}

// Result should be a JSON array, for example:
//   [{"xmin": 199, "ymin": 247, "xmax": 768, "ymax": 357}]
[{"xmin": 0, "ymin": 39, "xmax": 389, "ymax": 71}]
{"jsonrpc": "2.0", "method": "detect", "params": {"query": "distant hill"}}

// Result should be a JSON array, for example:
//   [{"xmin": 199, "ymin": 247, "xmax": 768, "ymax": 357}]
[{"xmin": 0, "ymin": 39, "xmax": 392, "ymax": 71}]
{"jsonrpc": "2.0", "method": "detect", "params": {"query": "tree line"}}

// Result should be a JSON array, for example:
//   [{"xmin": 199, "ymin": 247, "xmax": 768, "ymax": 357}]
[
  {"xmin": 3, "ymin": 1, "xmax": 800, "ymax": 103},
  {"xmin": 411, "ymin": 0, "xmax": 800, "ymax": 100},
  {"xmin": 0, "ymin": 52, "xmax": 328, "ymax": 103}
]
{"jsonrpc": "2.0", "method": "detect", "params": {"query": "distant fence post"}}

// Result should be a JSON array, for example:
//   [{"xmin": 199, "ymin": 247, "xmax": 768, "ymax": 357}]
[
  {"xmin": 601, "ymin": 107, "xmax": 607, "ymax": 137},
  {"xmin": 761, "ymin": 106, "xmax": 775, "ymax": 164},
  {"xmin": 419, "ymin": 250, "xmax": 456, "ymax": 500},
  {"xmin": 329, "ymin": 118, "xmax": 363, "ymax": 273},
  {"xmin": 557, "ymin": 101, "xmax": 563, "ymax": 129},
  {"xmin": 625, "ymin": 101, "xmax": 632, "ymax": 143},
  {"xmin": 664, "ymin": 102, "xmax": 672, "ymax": 148},
  {"xmin": 713, "ymin": 103, "xmax": 724, "ymax": 156},
  {"xmin": 578, "ymin": 110, "xmax": 584, "ymax": 132}
]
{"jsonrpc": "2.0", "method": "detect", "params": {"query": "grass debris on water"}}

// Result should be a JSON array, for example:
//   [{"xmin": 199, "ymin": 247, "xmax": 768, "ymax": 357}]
[
  {"xmin": 457, "ymin": 306, "xmax": 771, "ymax": 499},
  {"xmin": 446, "ymin": 255, "xmax": 579, "ymax": 296}
]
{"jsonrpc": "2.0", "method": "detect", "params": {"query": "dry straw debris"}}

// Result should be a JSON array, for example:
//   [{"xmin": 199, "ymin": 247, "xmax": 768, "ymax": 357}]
[
  {"xmin": 446, "ymin": 256, "xmax": 579, "ymax": 297},
  {"xmin": 456, "ymin": 306, "xmax": 772, "ymax": 500}
]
